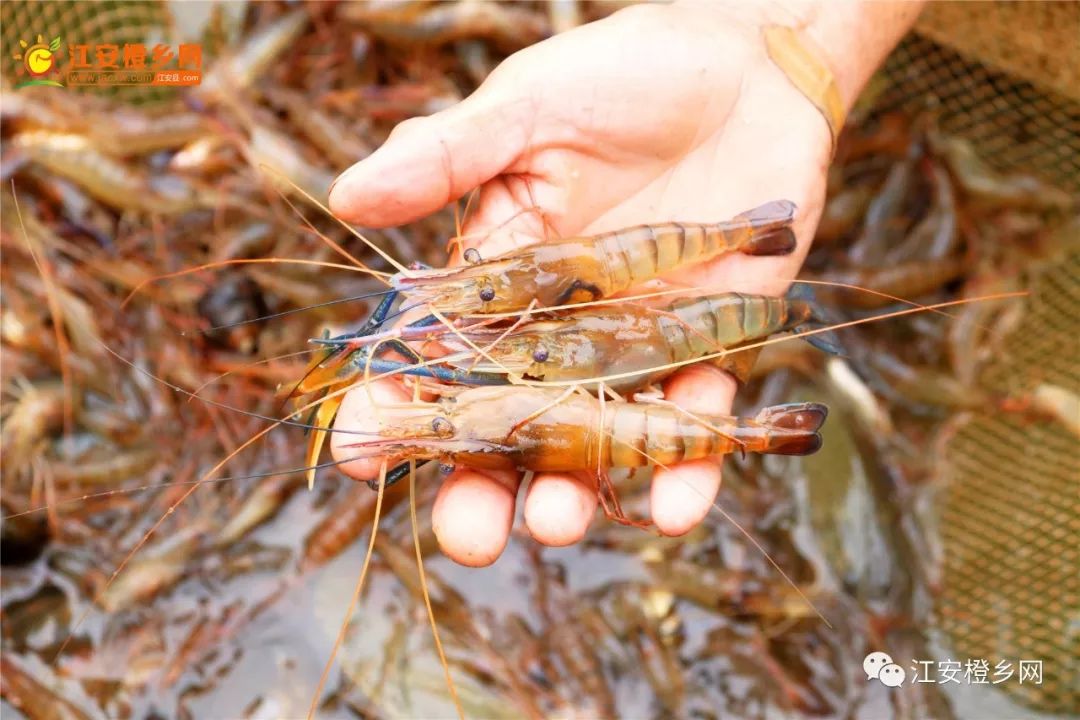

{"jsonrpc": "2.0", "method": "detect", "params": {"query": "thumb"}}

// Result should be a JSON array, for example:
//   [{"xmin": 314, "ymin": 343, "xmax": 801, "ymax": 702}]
[{"xmin": 328, "ymin": 94, "xmax": 531, "ymax": 227}]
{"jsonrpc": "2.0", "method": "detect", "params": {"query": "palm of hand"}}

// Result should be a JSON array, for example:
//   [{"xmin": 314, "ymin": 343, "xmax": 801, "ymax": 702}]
[{"xmin": 329, "ymin": 3, "xmax": 832, "ymax": 566}]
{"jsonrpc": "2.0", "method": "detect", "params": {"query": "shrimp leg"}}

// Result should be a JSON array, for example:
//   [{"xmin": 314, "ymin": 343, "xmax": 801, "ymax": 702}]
[
  {"xmin": 314, "ymin": 294, "xmax": 446, "ymax": 352},
  {"xmin": 316, "ymin": 313, "xmax": 444, "ymax": 349},
  {"xmin": 313, "ymin": 291, "xmax": 499, "ymax": 382},
  {"xmin": 328, "ymin": 289, "xmax": 402, "ymax": 343},
  {"xmin": 303, "ymin": 290, "xmax": 428, "ymax": 377},
  {"xmin": 783, "ymin": 284, "xmax": 845, "ymax": 356},
  {"xmin": 367, "ymin": 460, "xmax": 432, "ymax": 490},
  {"xmin": 287, "ymin": 290, "xmax": 405, "ymax": 400},
  {"xmin": 350, "ymin": 354, "xmax": 509, "ymax": 386},
  {"xmin": 319, "ymin": 269, "xmax": 435, "ymax": 347}
]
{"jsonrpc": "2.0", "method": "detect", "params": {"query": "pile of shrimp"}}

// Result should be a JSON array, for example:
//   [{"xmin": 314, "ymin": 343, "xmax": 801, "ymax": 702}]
[{"xmin": 2, "ymin": 2, "xmax": 1069, "ymax": 719}]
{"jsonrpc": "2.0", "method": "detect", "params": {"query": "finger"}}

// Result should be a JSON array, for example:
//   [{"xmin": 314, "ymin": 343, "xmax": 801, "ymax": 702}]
[
  {"xmin": 523, "ymin": 472, "xmax": 598, "ymax": 546},
  {"xmin": 329, "ymin": 94, "xmax": 533, "ymax": 228},
  {"xmin": 329, "ymin": 378, "xmax": 411, "ymax": 481},
  {"xmin": 432, "ymin": 468, "xmax": 520, "ymax": 567},
  {"xmin": 651, "ymin": 363, "xmax": 737, "ymax": 536}
]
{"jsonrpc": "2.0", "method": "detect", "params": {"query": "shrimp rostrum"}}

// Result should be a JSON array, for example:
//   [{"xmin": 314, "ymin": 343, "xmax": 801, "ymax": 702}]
[{"xmin": 348, "ymin": 386, "xmax": 828, "ymax": 475}]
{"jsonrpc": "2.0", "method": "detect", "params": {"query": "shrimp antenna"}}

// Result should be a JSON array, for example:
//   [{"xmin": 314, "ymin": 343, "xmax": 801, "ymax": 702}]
[
  {"xmin": 10, "ymin": 185, "xmax": 74, "ymax": 438},
  {"xmin": 307, "ymin": 302, "xmax": 427, "ymax": 347},
  {"xmin": 270, "ymin": 180, "xmax": 394, "ymax": 282},
  {"xmin": 204, "ymin": 287, "xmax": 398, "ymax": 332},
  {"xmin": 709, "ymin": 501, "xmax": 831, "ymax": 628},
  {"xmin": 93, "ymin": 338, "xmax": 380, "ymax": 437},
  {"xmin": 259, "ymin": 163, "xmax": 415, "ymax": 277},
  {"xmin": 190, "ymin": 348, "xmax": 316, "ymax": 400},
  {"xmin": 51, "ymin": 346, "xmax": 412, "ymax": 662},
  {"xmin": 54, "ymin": 305, "xmax": 456, "ymax": 664},
  {"xmin": 6, "ymin": 453, "xmax": 383, "ymax": 519},
  {"xmin": 309, "ymin": 461, "xmax": 389, "ymax": 719},
  {"xmin": 530, "ymin": 293, "xmax": 1029, "ymax": 388},
  {"xmin": 409, "ymin": 459, "xmax": 464, "ymax": 718},
  {"xmin": 120, "ymin": 257, "xmax": 389, "ymax": 309}
]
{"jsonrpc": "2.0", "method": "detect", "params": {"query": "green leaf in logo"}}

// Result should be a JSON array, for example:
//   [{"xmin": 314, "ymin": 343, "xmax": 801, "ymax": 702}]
[{"xmin": 49, "ymin": 36, "xmax": 62, "ymax": 51}]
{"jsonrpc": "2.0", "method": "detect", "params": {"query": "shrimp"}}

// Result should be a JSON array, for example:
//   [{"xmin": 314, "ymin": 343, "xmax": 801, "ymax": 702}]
[
  {"xmin": 436, "ymin": 291, "xmax": 830, "ymax": 391},
  {"xmin": 1, "ymin": 81, "xmax": 207, "ymax": 156},
  {"xmin": 347, "ymin": 386, "xmax": 828, "ymax": 473},
  {"xmin": 344, "ymin": 0, "xmax": 552, "ymax": 48},
  {"xmin": 9, "ymin": 131, "xmax": 209, "ymax": 214},
  {"xmin": 196, "ymin": 9, "xmax": 310, "ymax": 101},
  {"xmin": 819, "ymin": 256, "xmax": 967, "ymax": 309},
  {"xmin": 932, "ymin": 133, "xmax": 1074, "ymax": 211},
  {"xmin": 391, "ymin": 200, "xmax": 798, "ymax": 314},
  {"xmin": 287, "ymin": 289, "xmax": 834, "ymax": 490},
  {"xmin": 87, "ymin": 109, "xmax": 210, "ymax": 157},
  {"xmin": 265, "ymin": 88, "xmax": 374, "ymax": 169},
  {"xmin": 0, "ymin": 654, "xmax": 95, "ymax": 720}
]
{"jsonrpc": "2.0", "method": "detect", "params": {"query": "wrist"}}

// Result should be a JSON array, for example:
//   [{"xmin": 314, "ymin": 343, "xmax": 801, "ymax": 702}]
[
  {"xmin": 798, "ymin": 1, "xmax": 926, "ymax": 111},
  {"xmin": 674, "ymin": 0, "xmax": 925, "ymax": 112}
]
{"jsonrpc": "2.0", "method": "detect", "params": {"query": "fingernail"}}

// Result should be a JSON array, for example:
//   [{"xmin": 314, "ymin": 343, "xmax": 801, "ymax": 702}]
[{"xmin": 328, "ymin": 162, "xmax": 361, "ymax": 198}]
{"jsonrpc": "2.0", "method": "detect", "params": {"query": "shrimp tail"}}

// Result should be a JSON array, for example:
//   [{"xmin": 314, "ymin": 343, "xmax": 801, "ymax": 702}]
[
  {"xmin": 738, "ymin": 200, "xmax": 799, "ymax": 256},
  {"xmin": 754, "ymin": 402, "xmax": 828, "ymax": 455},
  {"xmin": 786, "ymin": 283, "xmax": 844, "ymax": 356}
]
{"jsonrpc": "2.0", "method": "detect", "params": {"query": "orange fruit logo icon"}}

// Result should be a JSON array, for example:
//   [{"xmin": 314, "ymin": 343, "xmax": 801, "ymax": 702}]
[{"xmin": 12, "ymin": 34, "xmax": 63, "ymax": 87}]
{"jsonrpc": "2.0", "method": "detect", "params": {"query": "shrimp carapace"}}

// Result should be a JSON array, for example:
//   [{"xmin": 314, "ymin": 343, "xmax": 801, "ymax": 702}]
[
  {"xmin": 346, "ymin": 386, "xmax": 828, "ymax": 474},
  {"xmin": 391, "ymin": 201, "xmax": 798, "ymax": 314}
]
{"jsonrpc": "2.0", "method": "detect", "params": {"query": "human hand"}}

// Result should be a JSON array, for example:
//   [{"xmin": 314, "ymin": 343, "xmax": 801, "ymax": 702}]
[{"xmin": 327, "ymin": 1, "xmax": 922, "ymax": 565}]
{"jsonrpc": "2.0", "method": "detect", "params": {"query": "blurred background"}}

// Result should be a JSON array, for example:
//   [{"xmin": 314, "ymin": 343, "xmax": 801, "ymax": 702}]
[{"xmin": 1, "ymin": 2, "xmax": 1076, "ymax": 718}]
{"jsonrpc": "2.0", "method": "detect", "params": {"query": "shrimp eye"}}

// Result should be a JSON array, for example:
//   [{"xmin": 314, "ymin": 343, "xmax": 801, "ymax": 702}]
[
  {"xmin": 438, "ymin": 462, "xmax": 455, "ymax": 475},
  {"xmin": 431, "ymin": 416, "xmax": 454, "ymax": 436},
  {"xmin": 463, "ymin": 248, "xmax": 481, "ymax": 264},
  {"xmin": 532, "ymin": 346, "xmax": 549, "ymax": 363},
  {"xmin": 478, "ymin": 286, "xmax": 495, "ymax": 302}
]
